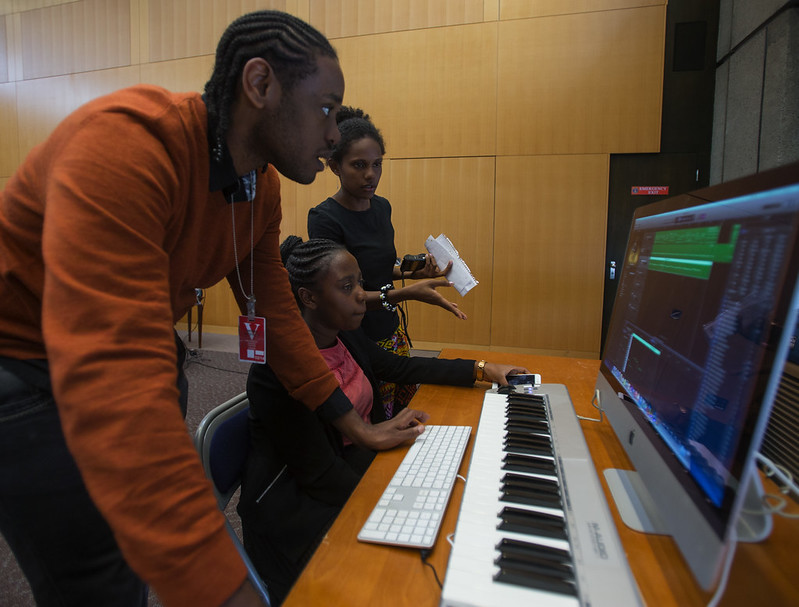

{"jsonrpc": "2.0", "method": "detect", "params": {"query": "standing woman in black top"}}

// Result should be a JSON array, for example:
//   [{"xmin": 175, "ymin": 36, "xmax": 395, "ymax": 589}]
[{"xmin": 308, "ymin": 107, "xmax": 467, "ymax": 418}]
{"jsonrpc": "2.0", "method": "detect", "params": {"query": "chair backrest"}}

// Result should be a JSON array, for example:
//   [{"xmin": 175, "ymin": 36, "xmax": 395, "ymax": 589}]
[
  {"xmin": 195, "ymin": 392, "xmax": 251, "ymax": 509},
  {"xmin": 194, "ymin": 392, "xmax": 271, "ymax": 605}
]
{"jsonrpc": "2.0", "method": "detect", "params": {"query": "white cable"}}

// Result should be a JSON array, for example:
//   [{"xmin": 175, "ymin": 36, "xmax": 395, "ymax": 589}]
[
  {"xmin": 756, "ymin": 452, "xmax": 799, "ymax": 498},
  {"xmin": 576, "ymin": 389, "xmax": 604, "ymax": 423},
  {"xmin": 706, "ymin": 528, "xmax": 738, "ymax": 607}
]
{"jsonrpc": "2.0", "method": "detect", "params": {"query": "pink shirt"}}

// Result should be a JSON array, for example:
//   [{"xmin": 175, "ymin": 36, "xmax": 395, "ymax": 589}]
[{"xmin": 320, "ymin": 338, "xmax": 374, "ymax": 444}]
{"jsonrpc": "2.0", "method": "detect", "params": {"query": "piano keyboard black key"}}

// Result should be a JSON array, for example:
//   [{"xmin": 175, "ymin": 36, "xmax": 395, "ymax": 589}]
[
  {"xmin": 505, "ymin": 431, "xmax": 551, "ymax": 446},
  {"xmin": 501, "ymin": 474, "xmax": 562, "ymax": 508},
  {"xmin": 506, "ymin": 402, "xmax": 547, "ymax": 416},
  {"xmin": 505, "ymin": 433, "xmax": 553, "ymax": 457},
  {"xmin": 494, "ymin": 537, "xmax": 577, "ymax": 597},
  {"xmin": 506, "ymin": 394, "xmax": 546, "ymax": 405},
  {"xmin": 506, "ymin": 419, "xmax": 550, "ymax": 434},
  {"xmin": 504, "ymin": 439, "xmax": 552, "ymax": 457},
  {"xmin": 496, "ymin": 537, "xmax": 572, "ymax": 565},
  {"xmin": 494, "ymin": 566, "xmax": 578, "ymax": 597},
  {"xmin": 502, "ymin": 453, "xmax": 557, "ymax": 475},
  {"xmin": 494, "ymin": 540, "xmax": 574, "ymax": 581},
  {"xmin": 502, "ymin": 472, "xmax": 560, "ymax": 492},
  {"xmin": 506, "ymin": 408, "xmax": 548, "ymax": 422},
  {"xmin": 497, "ymin": 506, "xmax": 568, "ymax": 540}
]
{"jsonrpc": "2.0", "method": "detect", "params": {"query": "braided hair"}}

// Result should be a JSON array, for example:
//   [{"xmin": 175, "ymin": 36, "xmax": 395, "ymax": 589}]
[
  {"xmin": 204, "ymin": 10, "xmax": 338, "ymax": 155},
  {"xmin": 280, "ymin": 236, "xmax": 347, "ymax": 309},
  {"xmin": 329, "ymin": 106, "xmax": 386, "ymax": 165}
]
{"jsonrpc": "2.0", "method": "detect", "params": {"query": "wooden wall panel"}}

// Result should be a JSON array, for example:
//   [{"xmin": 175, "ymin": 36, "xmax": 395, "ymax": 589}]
[
  {"xmin": 0, "ymin": 82, "xmax": 18, "ymax": 175},
  {"xmin": 6, "ymin": 12, "xmax": 21, "ymax": 81},
  {"xmin": 2, "ymin": 1, "xmax": 75, "ymax": 15},
  {"xmin": 333, "ymin": 22, "xmax": 497, "ymax": 159},
  {"xmin": 309, "ymin": 0, "xmax": 485, "ymax": 38},
  {"xmin": 491, "ymin": 155, "xmax": 609, "ymax": 358},
  {"xmin": 0, "ymin": 16, "xmax": 8, "ymax": 82},
  {"xmin": 497, "ymin": 6, "xmax": 665, "ymax": 156},
  {"xmin": 388, "ymin": 157, "xmax": 495, "ymax": 347},
  {"xmin": 20, "ymin": 0, "xmax": 131, "ymax": 80},
  {"xmin": 139, "ymin": 55, "xmax": 213, "ymax": 92},
  {"xmin": 201, "ymin": 280, "xmax": 242, "ymax": 330},
  {"xmin": 148, "ymin": 0, "xmax": 287, "ymax": 62},
  {"xmin": 15, "ymin": 66, "xmax": 140, "ymax": 159},
  {"xmin": 499, "ymin": 0, "xmax": 665, "ymax": 20}
]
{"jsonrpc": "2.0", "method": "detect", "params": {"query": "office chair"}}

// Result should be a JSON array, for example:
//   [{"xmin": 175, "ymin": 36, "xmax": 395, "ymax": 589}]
[{"xmin": 194, "ymin": 392, "xmax": 271, "ymax": 605}]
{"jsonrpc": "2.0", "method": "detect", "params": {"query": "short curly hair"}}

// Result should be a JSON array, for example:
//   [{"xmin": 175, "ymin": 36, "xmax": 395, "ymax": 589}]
[{"xmin": 328, "ymin": 106, "xmax": 386, "ymax": 165}]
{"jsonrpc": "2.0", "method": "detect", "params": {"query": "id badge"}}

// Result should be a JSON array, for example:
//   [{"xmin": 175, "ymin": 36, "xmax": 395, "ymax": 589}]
[{"xmin": 238, "ymin": 315, "xmax": 266, "ymax": 364}]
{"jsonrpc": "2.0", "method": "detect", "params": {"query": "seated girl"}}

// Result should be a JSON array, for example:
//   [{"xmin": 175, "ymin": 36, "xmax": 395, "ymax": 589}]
[{"xmin": 238, "ymin": 236, "xmax": 528, "ymax": 604}]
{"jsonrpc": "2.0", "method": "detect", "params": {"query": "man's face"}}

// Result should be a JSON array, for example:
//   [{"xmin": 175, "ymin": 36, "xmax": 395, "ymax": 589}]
[{"xmin": 251, "ymin": 55, "xmax": 344, "ymax": 184}]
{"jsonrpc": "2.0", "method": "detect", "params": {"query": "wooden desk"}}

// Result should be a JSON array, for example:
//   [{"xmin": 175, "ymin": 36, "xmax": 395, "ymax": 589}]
[{"xmin": 284, "ymin": 350, "xmax": 799, "ymax": 606}]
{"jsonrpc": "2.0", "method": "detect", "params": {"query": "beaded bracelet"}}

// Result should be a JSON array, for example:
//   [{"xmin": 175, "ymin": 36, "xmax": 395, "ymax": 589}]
[{"xmin": 379, "ymin": 283, "xmax": 397, "ymax": 312}]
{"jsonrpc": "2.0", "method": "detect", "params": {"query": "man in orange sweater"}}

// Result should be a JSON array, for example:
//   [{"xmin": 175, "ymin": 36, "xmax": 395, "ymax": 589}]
[{"xmin": 0, "ymin": 10, "xmax": 426, "ymax": 607}]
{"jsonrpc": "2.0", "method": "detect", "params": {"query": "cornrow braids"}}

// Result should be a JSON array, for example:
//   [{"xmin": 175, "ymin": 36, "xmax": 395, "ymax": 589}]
[
  {"xmin": 280, "ymin": 236, "xmax": 347, "ymax": 309},
  {"xmin": 204, "ymin": 10, "xmax": 337, "ymax": 157},
  {"xmin": 329, "ymin": 105, "xmax": 386, "ymax": 165}
]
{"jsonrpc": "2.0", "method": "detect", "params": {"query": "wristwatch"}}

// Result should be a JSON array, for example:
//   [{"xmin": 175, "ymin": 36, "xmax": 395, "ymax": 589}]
[{"xmin": 476, "ymin": 360, "xmax": 487, "ymax": 382}]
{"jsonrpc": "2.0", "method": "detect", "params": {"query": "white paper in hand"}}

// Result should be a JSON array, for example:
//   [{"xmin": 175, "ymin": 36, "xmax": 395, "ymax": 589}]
[{"xmin": 424, "ymin": 234, "xmax": 478, "ymax": 296}]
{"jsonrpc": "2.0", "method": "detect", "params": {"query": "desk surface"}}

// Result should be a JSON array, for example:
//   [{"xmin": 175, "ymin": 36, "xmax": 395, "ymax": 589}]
[{"xmin": 283, "ymin": 349, "xmax": 799, "ymax": 607}]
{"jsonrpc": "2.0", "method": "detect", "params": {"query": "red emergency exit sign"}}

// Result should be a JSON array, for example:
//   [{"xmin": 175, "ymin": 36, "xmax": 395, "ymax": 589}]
[{"xmin": 631, "ymin": 186, "xmax": 669, "ymax": 195}]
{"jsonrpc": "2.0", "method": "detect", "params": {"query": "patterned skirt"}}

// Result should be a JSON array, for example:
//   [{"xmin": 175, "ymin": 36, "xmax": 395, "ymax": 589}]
[{"xmin": 376, "ymin": 324, "xmax": 418, "ymax": 419}]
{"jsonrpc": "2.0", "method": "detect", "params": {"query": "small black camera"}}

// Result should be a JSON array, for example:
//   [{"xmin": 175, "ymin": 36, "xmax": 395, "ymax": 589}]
[{"xmin": 400, "ymin": 254, "xmax": 426, "ymax": 273}]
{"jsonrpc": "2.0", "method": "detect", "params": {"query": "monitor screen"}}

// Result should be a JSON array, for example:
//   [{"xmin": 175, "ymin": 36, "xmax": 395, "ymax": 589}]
[{"xmin": 596, "ymin": 164, "xmax": 799, "ymax": 589}]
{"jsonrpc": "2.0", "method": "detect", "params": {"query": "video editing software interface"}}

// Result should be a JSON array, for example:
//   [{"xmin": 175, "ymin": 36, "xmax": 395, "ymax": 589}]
[{"xmin": 603, "ymin": 184, "xmax": 799, "ymax": 510}]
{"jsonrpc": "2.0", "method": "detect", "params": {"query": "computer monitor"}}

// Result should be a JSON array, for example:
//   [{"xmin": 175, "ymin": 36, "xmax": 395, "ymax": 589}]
[{"xmin": 595, "ymin": 162, "xmax": 799, "ymax": 590}]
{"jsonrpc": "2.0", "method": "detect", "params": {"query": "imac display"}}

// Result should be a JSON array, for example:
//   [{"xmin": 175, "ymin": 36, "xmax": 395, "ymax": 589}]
[{"xmin": 596, "ymin": 164, "xmax": 799, "ymax": 590}]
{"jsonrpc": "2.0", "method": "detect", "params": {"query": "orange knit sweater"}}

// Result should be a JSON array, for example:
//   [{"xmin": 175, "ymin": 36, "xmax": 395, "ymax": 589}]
[{"xmin": 0, "ymin": 85, "xmax": 341, "ymax": 606}]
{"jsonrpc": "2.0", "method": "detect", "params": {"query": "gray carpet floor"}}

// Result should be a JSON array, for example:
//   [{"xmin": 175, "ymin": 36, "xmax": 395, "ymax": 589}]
[{"xmin": 0, "ymin": 337, "xmax": 249, "ymax": 607}]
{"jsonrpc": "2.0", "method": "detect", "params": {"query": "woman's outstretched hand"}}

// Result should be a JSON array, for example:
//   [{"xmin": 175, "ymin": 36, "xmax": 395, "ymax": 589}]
[{"xmin": 401, "ymin": 277, "xmax": 468, "ymax": 320}]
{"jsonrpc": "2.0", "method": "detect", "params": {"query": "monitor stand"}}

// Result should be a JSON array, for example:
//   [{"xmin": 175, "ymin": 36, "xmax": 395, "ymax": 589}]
[{"xmin": 603, "ymin": 468, "xmax": 773, "ymax": 542}]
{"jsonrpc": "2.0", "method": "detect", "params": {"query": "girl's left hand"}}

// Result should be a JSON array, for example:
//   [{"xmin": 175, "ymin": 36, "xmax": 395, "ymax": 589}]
[{"xmin": 482, "ymin": 363, "xmax": 531, "ymax": 386}]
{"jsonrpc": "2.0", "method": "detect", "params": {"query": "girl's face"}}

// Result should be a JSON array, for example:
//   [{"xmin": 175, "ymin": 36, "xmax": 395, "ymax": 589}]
[
  {"xmin": 331, "ymin": 136, "xmax": 383, "ymax": 202},
  {"xmin": 308, "ymin": 250, "xmax": 367, "ymax": 333}
]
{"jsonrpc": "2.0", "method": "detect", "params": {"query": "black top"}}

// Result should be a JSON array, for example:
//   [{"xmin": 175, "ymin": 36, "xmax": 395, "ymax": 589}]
[
  {"xmin": 308, "ymin": 196, "xmax": 399, "ymax": 341},
  {"xmin": 238, "ymin": 328, "xmax": 475, "ymax": 600}
]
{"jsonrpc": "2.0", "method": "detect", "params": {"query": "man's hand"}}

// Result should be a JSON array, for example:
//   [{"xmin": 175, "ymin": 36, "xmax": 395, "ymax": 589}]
[
  {"xmin": 332, "ymin": 408, "xmax": 430, "ymax": 451},
  {"xmin": 399, "ymin": 278, "xmax": 467, "ymax": 320}
]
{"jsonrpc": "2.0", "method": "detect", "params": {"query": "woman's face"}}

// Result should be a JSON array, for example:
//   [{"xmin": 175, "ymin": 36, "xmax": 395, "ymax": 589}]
[
  {"xmin": 331, "ymin": 136, "xmax": 383, "ymax": 201},
  {"xmin": 310, "ymin": 250, "xmax": 368, "ymax": 333}
]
